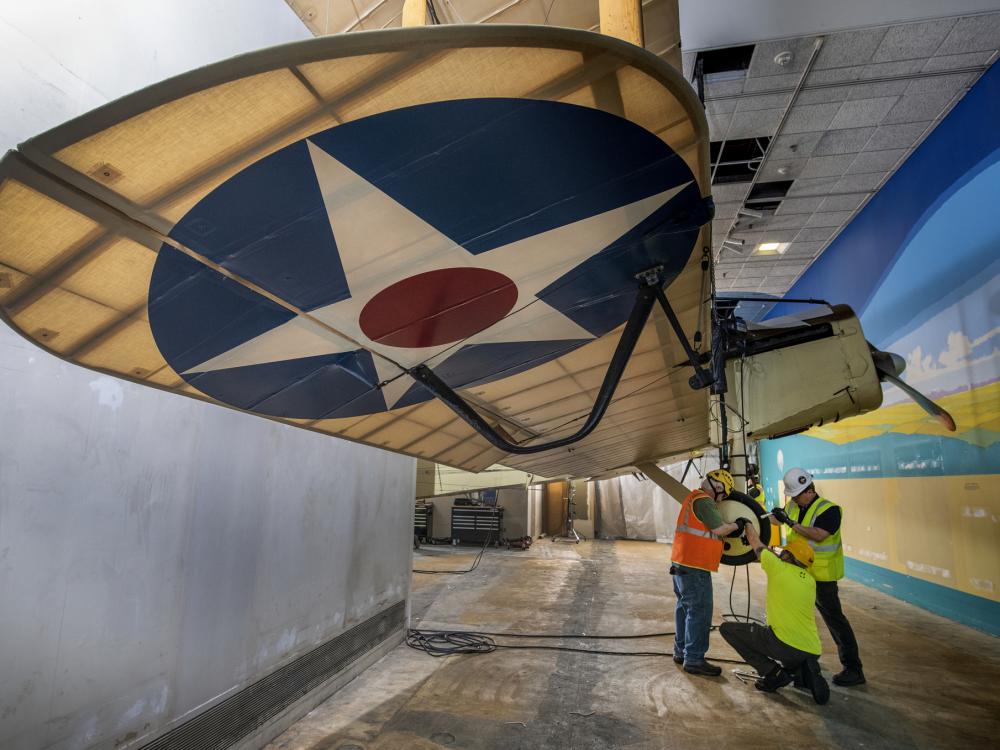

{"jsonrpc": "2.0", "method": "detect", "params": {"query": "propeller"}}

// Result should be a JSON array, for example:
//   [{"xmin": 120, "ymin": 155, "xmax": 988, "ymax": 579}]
[{"xmin": 869, "ymin": 345, "xmax": 957, "ymax": 432}]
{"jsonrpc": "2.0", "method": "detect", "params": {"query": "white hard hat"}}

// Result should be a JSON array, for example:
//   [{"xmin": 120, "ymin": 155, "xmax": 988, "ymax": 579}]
[{"xmin": 783, "ymin": 468, "xmax": 814, "ymax": 497}]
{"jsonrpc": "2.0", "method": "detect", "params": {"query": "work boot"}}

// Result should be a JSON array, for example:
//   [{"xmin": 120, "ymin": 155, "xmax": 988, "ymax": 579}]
[
  {"xmin": 754, "ymin": 667, "xmax": 793, "ymax": 693},
  {"xmin": 683, "ymin": 661, "xmax": 722, "ymax": 677},
  {"xmin": 801, "ymin": 658, "xmax": 830, "ymax": 705},
  {"xmin": 672, "ymin": 655, "xmax": 684, "ymax": 665},
  {"xmin": 833, "ymin": 668, "xmax": 866, "ymax": 686}
]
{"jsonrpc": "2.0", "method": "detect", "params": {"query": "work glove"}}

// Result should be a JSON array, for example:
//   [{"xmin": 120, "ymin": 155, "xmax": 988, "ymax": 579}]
[
  {"xmin": 772, "ymin": 507, "xmax": 794, "ymax": 526},
  {"xmin": 727, "ymin": 517, "xmax": 750, "ymax": 537}
]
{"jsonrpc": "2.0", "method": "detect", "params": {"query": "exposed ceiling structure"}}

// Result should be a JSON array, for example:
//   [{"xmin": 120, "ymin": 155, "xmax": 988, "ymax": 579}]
[
  {"xmin": 284, "ymin": 2, "xmax": 1000, "ymax": 309},
  {"xmin": 690, "ymin": 13, "xmax": 1000, "ymax": 300}
]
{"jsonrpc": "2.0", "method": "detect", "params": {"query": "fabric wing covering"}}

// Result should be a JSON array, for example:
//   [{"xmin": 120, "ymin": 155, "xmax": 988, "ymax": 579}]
[{"xmin": 0, "ymin": 25, "xmax": 712, "ymax": 476}]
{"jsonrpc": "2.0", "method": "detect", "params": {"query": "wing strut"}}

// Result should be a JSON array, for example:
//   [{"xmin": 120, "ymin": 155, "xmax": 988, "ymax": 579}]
[{"xmin": 409, "ymin": 267, "xmax": 707, "ymax": 455}]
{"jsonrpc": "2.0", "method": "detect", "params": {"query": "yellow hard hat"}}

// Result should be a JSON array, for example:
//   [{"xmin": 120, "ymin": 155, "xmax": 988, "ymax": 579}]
[
  {"xmin": 784, "ymin": 539, "xmax": 814, "ymax": 568},
  {"xmin": 705, "ymin": 468, "xmax": 735, "ymax": 497}
]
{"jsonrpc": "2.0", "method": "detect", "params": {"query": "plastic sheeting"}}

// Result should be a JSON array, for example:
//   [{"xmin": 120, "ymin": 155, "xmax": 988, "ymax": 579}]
[{"xmin": 595, "ymin": 450, "xmax": 722, "ymax": 541}]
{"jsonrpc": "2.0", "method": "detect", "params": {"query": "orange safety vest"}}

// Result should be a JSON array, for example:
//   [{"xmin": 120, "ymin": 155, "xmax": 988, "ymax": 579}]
[{"xmin": 671, "ymin": 489, "xmax": 724, "ymax": 572}]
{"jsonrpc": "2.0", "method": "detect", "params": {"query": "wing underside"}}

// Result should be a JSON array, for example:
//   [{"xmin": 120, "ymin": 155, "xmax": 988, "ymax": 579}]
[{"xmin": 0, "ymin": 25, "xmax": 711, "ymax": 476}]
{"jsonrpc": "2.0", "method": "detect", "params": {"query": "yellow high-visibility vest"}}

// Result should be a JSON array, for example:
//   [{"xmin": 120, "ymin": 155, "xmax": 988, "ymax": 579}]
[{"xmin": 785, "ymin": 496, "xmax": 844, "ymax": 581}]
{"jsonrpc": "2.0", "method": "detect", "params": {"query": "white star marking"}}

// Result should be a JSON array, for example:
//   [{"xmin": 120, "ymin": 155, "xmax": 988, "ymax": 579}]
[{"xmin": 185, "ymin": 140, "xmax": 692, "ymax": 409}]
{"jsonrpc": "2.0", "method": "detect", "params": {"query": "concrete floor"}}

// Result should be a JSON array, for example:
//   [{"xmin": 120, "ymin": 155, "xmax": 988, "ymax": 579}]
[{"xmin": 265, "ymin": 540, "xmax": 1000, "ymax": 750}]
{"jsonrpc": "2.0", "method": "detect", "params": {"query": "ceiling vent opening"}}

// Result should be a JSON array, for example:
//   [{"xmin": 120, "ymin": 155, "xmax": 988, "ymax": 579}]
[
  {"xmin": 711, "ymin": 137, "xmax": 771, "ymax": 184},
  {"xmin": 696, "ymin": 44, "xmax": 756, "ymax": 81},
  {"xmin": 747, "ymin": 181, "xmax": 794, "ymax": 202}
]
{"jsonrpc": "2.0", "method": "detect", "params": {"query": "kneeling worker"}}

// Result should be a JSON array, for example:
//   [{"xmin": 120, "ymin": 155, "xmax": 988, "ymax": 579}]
[
  {"xmin": 720, "ymin": 523, "xmax": 830, "ymax": 704},
  {"xmin": 671, "ymin": 468, "xmax": 748, "ymax": 676}
]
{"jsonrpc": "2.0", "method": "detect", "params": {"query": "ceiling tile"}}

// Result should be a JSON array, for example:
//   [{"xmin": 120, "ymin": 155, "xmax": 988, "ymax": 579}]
[
  {"xmin": 795, "ymin": 87, "xmax": 850, "ymax": 106},
  {"xmin": 737, "ymin": 228, "xmax": 799, "ymax": 243},
  {"xmin": 682, "ymin": 51, "xmax": 697, "ymax": 80},
  {"xmin": 748, "ymin": 37, "xmax": 819, "ymax": 78},
  {"xmin": 708, "ymin": 111, "xmax": 733, "ymax": 140},
  {"xmin": 846, "ymin": 148, "xmax": 908, "ymax": 174},
  {"xmin": 770, "ymin": 132, "xmax": 823, "ymax": 159},
  {"xmin": 743, "ymin": 72, "xmax": 804, "ymax": 93},
  {"xmin": 813, "ymin": 28, "xmax": 888, "ymax": 70},
  {"xmin": 834, "ymin": 172, "xmax": 887, "ymax": 193},
  {"xmin": 806, "ymin": 66, "xmax": 865, "ymax": 86},
  {"xmin": 711, "ymin": 218, "xmax": 731, "ymax": 236},
  {"xmin": 775, "ymin": 196, "xmax": 825, "ymax": 214},
  {"xmin": 813, "ymin": 126, "xmax": 876, "ymax": 155},
  {"xmin": 805, "ymin": 210, "xmax": 854, "ymax": 228},
  {"xmin": 871, "ymin": 18, "xmax": 957, "ymax": 63},
  {"xmin": 905, "ymin": 71, "xmax": 977, "ymax": 94},
  {"xmin": 736, "ymin": 91, "xmax": 794, "ymax": 113},
  {"xmin": 881, "ymin": 90, "xmax": 957, "ymax": 124},
  {"xmin": 782, "ymin": 241, "xmax": 825, "ymax": 258},
  {"xmin": 727, "ymin": 108, "xmax": 784, "ymax": 138},
  {"xmin": 705, "ymin": 79, "xmax": 746, "ymax": 98},
  {"xmin": 713, "ymin": 202, "xmax": 741, "ymax": 220},
  {"xmin": 934, "ymin": 13, "xmax": 1000, "ymax": 56},
  {"xmin": 799, "ymin": 153, "xmax": 856, "ymax": 179},
  {"xmin": 706, "ymin": 98, "xmax": 738, "ymax": 115},
  {"xmin": 923, "ymin": 50, "xmax": 997, "ymax": 72},
  {"xmin": 846, "ymin": 79, "xmax": 910, "ymax": 100},
  {"xmin": 757, "ymin": 213, "xmax": 811, "ymax": 230},
  {"xmin": 861, "ymin": 59, "xmax": 925, "ymax": 78},
  {"xmin": 818, "ymin": 193, "xmax": 868, "ymax": 212},
  {"xmin": 796, "ymin": 226, "xmax": 837, "ymax": 242},
  {"xmin": 711, "ymin": 184, "xmax": 748, "ymax": 203},
  {"xmin": 738, "ymin": 266, "xmax": 767, "ymax": 280},
  {"xmin": 781, "ymin": 102, "xmax": 842, "ymax": 134},
  {"xmin": 785, "ymin": 176, "xmax": 840, "ymax": 197},
  {"xmin": 867, "ymin": 121, "xmax": 931, "ymax": 150},
  {"xmin": 757, "ymin": 157, "xmax": 807, "ymax": 181},
  {"xmin": 828, "ymin": 97, "xmax": 900, "ymax": 129}
]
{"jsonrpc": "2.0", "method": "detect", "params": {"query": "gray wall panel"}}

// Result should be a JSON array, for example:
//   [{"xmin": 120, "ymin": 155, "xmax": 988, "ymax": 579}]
[{"xmin": 0, "ymin": 322, "xmax": 414, "ymax": 749}]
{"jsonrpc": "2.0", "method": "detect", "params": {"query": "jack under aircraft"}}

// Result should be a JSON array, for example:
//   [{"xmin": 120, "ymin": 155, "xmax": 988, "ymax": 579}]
[{"xmin": 0, "ymin": 25, "xmax": 954, "ymax": 501}]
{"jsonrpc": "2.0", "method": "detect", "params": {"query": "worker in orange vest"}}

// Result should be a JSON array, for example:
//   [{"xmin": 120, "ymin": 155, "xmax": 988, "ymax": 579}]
[{"xmin": 670, "ymin": 468, "xmax": 751, "ymax": 676}]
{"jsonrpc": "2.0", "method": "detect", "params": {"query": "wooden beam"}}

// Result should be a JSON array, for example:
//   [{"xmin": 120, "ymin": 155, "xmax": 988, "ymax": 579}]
[
  {"xmin": 656, "ymin": 0, "xmax": 682, "ymax": 70},
  {"xmin": 402, "ymin": 0, "xmax": 427, "ymax": 27},
  {"xmin": 598, "ymin": 0, "xmax": 644, "ymax": 47}
]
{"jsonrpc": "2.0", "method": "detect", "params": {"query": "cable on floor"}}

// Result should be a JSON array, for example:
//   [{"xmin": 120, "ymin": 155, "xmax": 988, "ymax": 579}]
[
  {"xmin": 412, "ymin": 532, "xmax": 492, "ymax": 575},
  {"xmin": 406, "ymin": 628, "xmax": 747, "ymax": 663}
]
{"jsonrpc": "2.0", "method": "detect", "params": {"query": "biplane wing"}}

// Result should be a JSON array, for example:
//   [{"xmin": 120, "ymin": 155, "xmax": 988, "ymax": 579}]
[{"xmin": 0, "ymin": 25, "xmax": 713, "ymax": 476}]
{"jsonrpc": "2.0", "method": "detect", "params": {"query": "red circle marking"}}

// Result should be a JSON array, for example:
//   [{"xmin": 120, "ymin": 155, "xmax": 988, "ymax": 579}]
[{"xmin": 359, "ymin": 267, "xmax": 518, "ymax": 348}]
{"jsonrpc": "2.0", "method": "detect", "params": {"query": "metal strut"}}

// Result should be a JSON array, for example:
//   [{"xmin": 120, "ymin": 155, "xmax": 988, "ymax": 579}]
[
  {"xmin": 409, "ymin": 274, "xmax": 663, "ymax": 455},
  {"xmin": 652, "ymin": 286, "xmax": 715, "ymax": 390}
]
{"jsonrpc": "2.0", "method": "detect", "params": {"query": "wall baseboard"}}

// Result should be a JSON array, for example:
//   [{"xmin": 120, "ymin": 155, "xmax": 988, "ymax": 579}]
[
  {"xmin": 846, "ymin": 558, "xmax": 1000, "ymax": 637},
  {"xmin": 136, "ymin": 600, "xmax": 406, "ymax": 750}
]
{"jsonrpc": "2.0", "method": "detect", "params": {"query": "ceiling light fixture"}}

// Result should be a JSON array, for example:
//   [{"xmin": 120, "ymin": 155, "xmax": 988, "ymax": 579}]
[
  {"xmin": 737, "ymin": 207, "xmax": 764, "ymax": 218},
  {"xmin": 754, "ymin": 241, "xmax": 789, "ymax": 256}
]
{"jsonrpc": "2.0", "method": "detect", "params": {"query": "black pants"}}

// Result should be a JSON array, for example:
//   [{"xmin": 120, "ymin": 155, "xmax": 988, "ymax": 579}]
[
  {"xmin": 719, "ymin": 622, "xmax": 814, "ymax": 677},
  {"xmin": 816, "ymin": 580, "xmax": 863, "ymax": 671}
]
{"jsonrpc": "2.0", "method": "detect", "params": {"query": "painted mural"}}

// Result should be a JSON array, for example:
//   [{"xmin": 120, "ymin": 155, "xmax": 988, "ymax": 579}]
[{"xmin": 760, "ymin": 62, "xmax": 1000, "ymax": 634}]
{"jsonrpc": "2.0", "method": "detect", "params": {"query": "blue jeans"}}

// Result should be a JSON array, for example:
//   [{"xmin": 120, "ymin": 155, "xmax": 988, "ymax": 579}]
[{"xmin": 672, "ymin": 566, "xmax": 713, "ymax": 665}]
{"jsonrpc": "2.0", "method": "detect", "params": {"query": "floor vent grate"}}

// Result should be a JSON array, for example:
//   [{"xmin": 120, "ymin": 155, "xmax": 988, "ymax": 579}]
[{"xmin": 139, "ymin": 600, "xmax": 405, "ymax": 750}]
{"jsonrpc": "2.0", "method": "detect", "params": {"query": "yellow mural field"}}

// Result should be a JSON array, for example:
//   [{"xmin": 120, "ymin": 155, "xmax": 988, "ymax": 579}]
[
  {"xmin": 807, "ymin": 380, "xmax": 1000, "ymax": 447},
  {"xmin": 817, "ymin": 474, "xmax": 999, "ymax": 603}
]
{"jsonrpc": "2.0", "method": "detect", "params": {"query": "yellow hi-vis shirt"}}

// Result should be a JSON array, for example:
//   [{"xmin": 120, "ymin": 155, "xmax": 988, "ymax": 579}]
[{"xmin": 761, "ymin": 549, "xmax": 822, "ymax": 655}]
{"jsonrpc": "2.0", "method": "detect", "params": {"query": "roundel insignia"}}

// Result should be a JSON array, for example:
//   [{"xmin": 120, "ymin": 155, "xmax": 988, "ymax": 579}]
[{"xmin": 148, "ymin": 98, "xmax": 705, "ymax": 420}]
